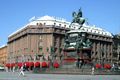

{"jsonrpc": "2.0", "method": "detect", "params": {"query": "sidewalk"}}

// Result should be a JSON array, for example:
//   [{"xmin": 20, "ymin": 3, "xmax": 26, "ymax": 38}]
[{"xmin": 33, "ymin": 68, "xmax": 120, "ymax": 75}]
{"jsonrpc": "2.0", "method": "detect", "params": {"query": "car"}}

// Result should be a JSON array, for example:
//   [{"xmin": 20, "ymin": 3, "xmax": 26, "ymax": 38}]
[{"xmin": 0, "ymin": 66, "xmax": 5, "ymax": 71}]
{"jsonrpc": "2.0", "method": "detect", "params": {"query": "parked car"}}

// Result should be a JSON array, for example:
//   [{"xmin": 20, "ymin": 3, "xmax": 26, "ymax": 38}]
[{"xmin": 0, "ymin": 66, "xmax": 5, "ymax": 71}]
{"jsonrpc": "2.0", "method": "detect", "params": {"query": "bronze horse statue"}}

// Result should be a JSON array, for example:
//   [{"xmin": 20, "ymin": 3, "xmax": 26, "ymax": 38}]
[{"xmin": 71, "ymin": 8, "xmax": 85, "ymax": 29}]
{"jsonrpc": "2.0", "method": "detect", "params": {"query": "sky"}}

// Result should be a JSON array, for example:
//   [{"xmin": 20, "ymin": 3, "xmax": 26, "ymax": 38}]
[{"xmin": 0, "ymin": 0, "xmax": 120, "ymax": 46}]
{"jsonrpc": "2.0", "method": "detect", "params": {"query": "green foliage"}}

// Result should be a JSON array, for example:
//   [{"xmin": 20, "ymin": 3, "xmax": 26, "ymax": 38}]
[
  {"xmin": 50, "ymin": 46, "xmax": 55, "ymax": 53},
  {"xmin": 59, "ymin": 48, "xmax": 62, "ymax": 53},
  {"xmin": 46, "ymin": 47, "xmax": 49, "ymax": 52}
]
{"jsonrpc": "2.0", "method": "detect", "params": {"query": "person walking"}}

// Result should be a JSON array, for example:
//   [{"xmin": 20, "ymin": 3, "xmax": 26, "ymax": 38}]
[
  {"xmin": 5, "ymin": 66, "xmax": 8, "ymax": 72},
  {"xmin": 12, "ymin": 66, "xmax": 15, "ymax": 72},
  {"xmin": 19, "ymin": 65, "xmax": 25, "ymax": 76}
]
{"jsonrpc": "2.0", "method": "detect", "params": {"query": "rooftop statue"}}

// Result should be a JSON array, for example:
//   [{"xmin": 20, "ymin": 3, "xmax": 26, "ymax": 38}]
[{"xmin": 71, "ymin": 8, "xmax": 85, "ymax": 29}]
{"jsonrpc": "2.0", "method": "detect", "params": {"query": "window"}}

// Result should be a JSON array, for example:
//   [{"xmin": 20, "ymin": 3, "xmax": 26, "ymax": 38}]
[
  {"xmin": 64, "ymin": 25, "xmax": 66, "ymax": 27},
  {"xmin": 46, "ymin": 47, "xmax": 49, "ymax": 52},
  {"xmin": 82, "ymin": 28, "xmax": 85, "ymax": 31},
  {"xmin": 39, "ymin": 46, "xmax": 43, "ymax": 52},
  {"xmin": 59, "ymin": 24, "xmax": 61, "ymax": 26},
  {"xmin": 39, "ymin": 41, "xmax": 43, "ymax": 47},
  {"xmin": 36, "ymin": 23, "xmax": 39, "ymax": 25},
  {"xmin": 54, "ymin": 23, "xmax": 56, "ymax": 25},
  {"xmin": 59, "ymin": 38, "xmax": 62, "ymax": 47},
  {"xmin": 39, "ymin": 23, "xmax": 42, "ymax": 26},
  {"xmin": 38, "ymin": 29, "xmax": 43, "ymax": 33},
  {"xmin": 39, "ymin": 35, "xmax": 42, "ymax": 40},
  {"xmin": 44, "ymin": 23, "xmax": 46, "ymax": 25},
  {"xmin": 95, "ymin": 52, "xmax": 97, "ymax": 55}
]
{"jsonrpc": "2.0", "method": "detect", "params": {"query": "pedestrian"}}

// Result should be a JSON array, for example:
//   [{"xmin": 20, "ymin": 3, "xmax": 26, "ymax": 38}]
[
  {"xmin": 91, "ymin": 67, "xmax": 95, "ymax": 75},
  {"xmin": 19, "ymin": 65, "xmax": 25, "ymax": 76},
  {"xmin": 5, "ymin": 67, "xmax": 8, "ymax": 72},
  {"xmin": 12, "ymin": 66, "xmax": 15, "ymax": 72},
  {"xmin": 111, "ymin": 63, "xmax": 115, "ymax": 71}
]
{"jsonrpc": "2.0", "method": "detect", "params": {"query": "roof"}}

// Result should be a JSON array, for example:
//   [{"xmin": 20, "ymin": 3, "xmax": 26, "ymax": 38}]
[
  {"xmin": 68, "ymin": 23, "xmax": 113, "ymax": 37},
  {"xmin": 8, "ymin": 15, "xmax": 70, "ymax": 37},
  {"xmin": 0, "ymin": 44, "xmax": 7, "ymax": 49},
  {"xmin": 8, "ymin": 15, "xmax": 113, "ymax": 38}
]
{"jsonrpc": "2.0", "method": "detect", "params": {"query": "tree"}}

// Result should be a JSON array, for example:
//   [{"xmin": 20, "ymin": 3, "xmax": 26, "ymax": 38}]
[
  {"xmin": 50, "ymin": 46, "xmax": 55, "ymax": 54},
  {"xmin": 59, "ymin": 48, "xmax": 62, "ymax": 53},
  {"xmin": 46, "ymin": 47, "xmax": 49, "ymax": 52}
]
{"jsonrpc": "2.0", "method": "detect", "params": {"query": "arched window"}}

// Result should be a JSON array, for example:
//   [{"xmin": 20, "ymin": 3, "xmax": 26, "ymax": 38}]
[
  {"xmin": 59, "ymin": 24, "xmax": 61, "ymax": 26},
  {"xmin": 54, "ymin": 23, "xmax": 56, "ymax": 25},
  {"xmin": 39, "ymin": 23, "xmax": 42, "ymax": 26},
  {"xmin": 44, "ymin": 23, "xmax": 46, "ymax": 25}
]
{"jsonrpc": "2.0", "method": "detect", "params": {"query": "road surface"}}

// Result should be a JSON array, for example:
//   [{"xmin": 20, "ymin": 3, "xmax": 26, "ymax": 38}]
[{"xmin": 0, "ymin": 71, "xmax": 120, "ymax": 80}]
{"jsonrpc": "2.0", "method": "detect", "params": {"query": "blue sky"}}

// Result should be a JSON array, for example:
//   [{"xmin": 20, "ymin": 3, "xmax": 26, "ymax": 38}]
[{"xmin": 0, "ymin": 0, "xmax": 120, "ymax": 46}]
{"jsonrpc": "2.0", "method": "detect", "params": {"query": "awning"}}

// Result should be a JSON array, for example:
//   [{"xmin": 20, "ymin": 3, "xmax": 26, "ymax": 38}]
[
  {"xmin": 42, "ymin": 62, "xmax": 47, "ymax": 67},
  {"xmin": 11, "ymin": 63, "xmax": 15, "ymax": 67},
  {"xmin": 24, "ymin": 62, "xmax": 29, "ymax": 67},
  {"xmin": 95, "ymin": 64, "xmax": 102, "ymax": 69},
  {"xmin": 29, "ymin": 62, "xmax": 34, "ymax": 67},
  {"xmin": 104, "ymin": 64, "xmax": 111, "ymax": 69},
  {"xmin": 5, "ymin": 63, "xmax": 10, "ymax": 67},
  {"xmin": 34, "ymin": 62, "xmax": 40, "ymax": 67},
  {"xmin": 53, "ymin": 62, "xmax": 59, "ymax": 68},
  {"xmin": 17, "ymin": 62, "xmax": 23, "ymax": 68}
]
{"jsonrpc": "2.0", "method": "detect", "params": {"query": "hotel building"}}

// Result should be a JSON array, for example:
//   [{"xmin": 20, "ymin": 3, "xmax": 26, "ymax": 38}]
[
  {"xmin": 7, "ymin": 15, "xmax": 114, "ymax": 65},
  {"xmin": 7, "ymin": 16, "xmax": 70, "ymax": 63},
  {"xmin": 65, "ymin": 23, "xmax": 113, "ymax": 64},
  {"xmin": 0, "ymin": 45, "xmax": 7, "ymax": 66}
]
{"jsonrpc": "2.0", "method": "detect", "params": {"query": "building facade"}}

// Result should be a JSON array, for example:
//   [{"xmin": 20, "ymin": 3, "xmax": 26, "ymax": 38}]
[
  {"xmin": 86, "ymin": 25, "xmax": 113, "ymax": 63},
  {"xmin": 112, "ymin": 34, "xmax": 120, "ymax": 63},
  {"xmin": 7, "ymin": 15, "xmax": 114, "ymax": 66},
  {"xmin": 7, "ymin": 16, "xmax": 70, "ymax": 63},
  {"xmin": 64, "ymin": 23, "xmax": 113, "ymax": 64},
  {"xmin": 0, "ymin": 45, "xmax": 7, "ymax": 66}
]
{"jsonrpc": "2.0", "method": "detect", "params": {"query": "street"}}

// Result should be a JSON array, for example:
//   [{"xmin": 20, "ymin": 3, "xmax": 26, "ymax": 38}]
[{"xmin": 0, "ymin": 71, "xmax": 120, "ymax": 80}]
